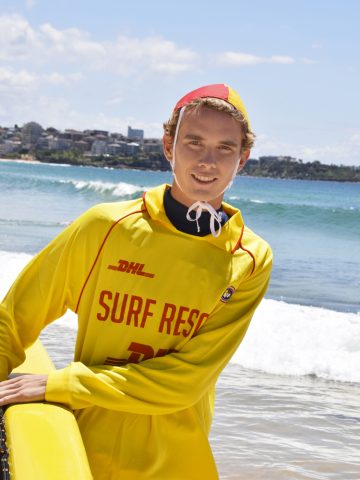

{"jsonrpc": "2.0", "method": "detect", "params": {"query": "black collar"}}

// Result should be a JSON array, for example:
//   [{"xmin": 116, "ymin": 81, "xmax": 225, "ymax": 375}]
[{"xmin": 163, "ymin": 188, "xmax": 229, "ymax": 237}]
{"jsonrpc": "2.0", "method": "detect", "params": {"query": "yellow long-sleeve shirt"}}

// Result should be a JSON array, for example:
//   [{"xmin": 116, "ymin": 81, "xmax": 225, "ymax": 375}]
[{"xmin": 0, "ymin": 184, "xmax": 272, "ymax": 479}]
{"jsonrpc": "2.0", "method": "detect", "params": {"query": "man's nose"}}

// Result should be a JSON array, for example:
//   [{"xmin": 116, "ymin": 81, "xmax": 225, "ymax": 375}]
[{"xmin": 198, "ymin": 149, "xmax": 216, "ymax": 167}]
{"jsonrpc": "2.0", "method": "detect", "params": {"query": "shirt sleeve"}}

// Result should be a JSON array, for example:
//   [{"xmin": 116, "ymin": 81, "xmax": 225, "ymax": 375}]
[
  {"xmin": 0, "ymin": 206, "xmax": 106, "ymax": 380},
  {"xmin": 45, "ymin": 245, "xmax": 273, "ymax": 415}
]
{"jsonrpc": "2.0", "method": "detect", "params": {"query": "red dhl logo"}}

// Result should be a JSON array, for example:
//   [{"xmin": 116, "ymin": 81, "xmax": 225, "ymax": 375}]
[{"xmin": 108, "ymin": 259, "xmax": 155, "ymax": 278}]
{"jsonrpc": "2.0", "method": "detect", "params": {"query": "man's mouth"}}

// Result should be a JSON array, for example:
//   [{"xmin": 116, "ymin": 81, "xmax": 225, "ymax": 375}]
[{"xmin": 192, "ymin": 174, "xmax": 217, "ymax": 183}]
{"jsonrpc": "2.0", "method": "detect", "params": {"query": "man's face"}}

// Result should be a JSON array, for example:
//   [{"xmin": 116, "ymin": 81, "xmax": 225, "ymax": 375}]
[{"xmin": 164, "ymin": 106, "xmax": 249, "ymax": 209}]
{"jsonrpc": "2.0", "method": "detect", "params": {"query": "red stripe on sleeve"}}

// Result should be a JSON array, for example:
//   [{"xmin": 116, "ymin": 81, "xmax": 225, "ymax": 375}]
[
  {"xmin": 231, "ymin": 225, "xmax": 256, "ymax": 275},
  {"xmin": 75, "ymin": 207, "xmax": 146, "ymax": 313}
]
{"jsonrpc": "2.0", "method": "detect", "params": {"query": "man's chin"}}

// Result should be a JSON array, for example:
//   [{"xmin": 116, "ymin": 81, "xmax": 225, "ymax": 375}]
[
  {"xmin": 189, "ymin": 189, "xmax": 223, "ymax": 207},
  {"xmin": 171, "ymin": 182, "xmax": 223, "ymax": 207}
]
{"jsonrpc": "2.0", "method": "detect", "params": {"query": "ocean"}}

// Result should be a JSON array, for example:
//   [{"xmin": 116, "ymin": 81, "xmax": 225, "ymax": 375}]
[{"xmin": 1, "ymin": 159, "xmax": 359, "ymax": 479}]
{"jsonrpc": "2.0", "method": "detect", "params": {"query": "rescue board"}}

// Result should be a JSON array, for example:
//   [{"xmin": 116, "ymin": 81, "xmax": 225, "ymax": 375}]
[{"xmin": 0, "ymin": 341, "xmax": 93, "ymax": 479}]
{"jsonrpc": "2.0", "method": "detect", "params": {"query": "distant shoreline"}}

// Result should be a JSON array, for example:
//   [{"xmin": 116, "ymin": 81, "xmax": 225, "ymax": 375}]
[{"xmin": 2, "ymin": 153, "xmax": 360, "ymax": 183}]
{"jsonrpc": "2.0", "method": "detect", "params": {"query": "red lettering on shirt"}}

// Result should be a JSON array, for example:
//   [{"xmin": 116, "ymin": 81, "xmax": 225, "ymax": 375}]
[
  {"xmin": 158, "ymin": 303, "xmax": 176, "ymax": 334},
  {"xmin": 141, "ymin": 298, "xmax": 157, "ymax": 328},
  {"xmin": 104, "ymin": 342, "xmax": 179, "ymax": 366},
  {"xmin": 127, "ymin": 341, "xmax": 155, "ymax": 363},
  {"xmin": 182, "ymin": 309, "xmax": 200, "ymax": 337},
  {"xmin": 158, "ymin": 304, "xmax": 208, "ymax": 337},
  {"xmin": 108, "ymin": 259, "xmax": 155, "ymax": 278},
  {"xmin": 96, "ymin": 290, "xmax": 156, "ymax": 328},
  {"xmin": 194, "ymin": 313, "xmax": 209, "ymax": 334},
  {"xmin": 173, "ymin": 306, "xmax": 190, "ymax": 336},
  {"xmin": 126, "ymin": 295, "xmax": 143, "ymax": 326},
  {"xmin": 111, "ymin": 292, "xmax": 128, "ymax": 323},
  {"xmin": 97, "ymin": 290, "xmax": 209, "ymax": 337},
  {"xmin": 97, "ymin": 290, "xmax": 112, "ymax": 321}
]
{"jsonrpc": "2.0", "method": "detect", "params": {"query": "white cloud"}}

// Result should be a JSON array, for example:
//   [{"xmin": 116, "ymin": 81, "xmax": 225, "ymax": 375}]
[
  {"xmin": 0, "ymin": 12, "xmax": 339, "ymax": 155},
  {"xmin": 0, "ymin": 67, "xmax": 36, "ymax": 88},
  {"xmin": 0, "ymin": 83, "xmax": 163, "ymax": 136},
  {"xmin": 299, "ymin": 142, "xmax": 360, "ymax": 165},
  {"xmin": 300, "ymin": 57, "xmax": 317, "ymax": 65},
  {"xmin": 300, "ymin": 132, "xmax": 360, "ymax": 165},
  {"xmin": 0, "ymin": 14, "xmax": 39, "ymax": 60},
  {"xmin": 39, "ymin": 23, "xmax": 106, "ymax": 61},
  {"xmin": 0, "ymin": 94, "xmax": 74, "ymax": 127},
  {"xmin": 253, "ymin": 133, "xmax": 360, "ymax": 166},
  {"xmin": 268, "ymin": 55, "xmax": 294, "ymax": 64},
  {"xmin": 0, "ymin": 14, "xmax": 198, "ymax": 132},
  {"xmin": 214, "ymin": 51, "xmax": 295, "ymax": 66},
  {"xmin": 218, "ymin": 52, "xmax": 263, "ymax": 66},
  {"xmin": 42, "ymin": 72, "xmax": 84, "ymax": 86},
  {"xmin": 0, "ymin": 66, "xmax": 83, "ymax": 90},
  {"xmin": 252, "ymin": 134, "xmax": 293, "ymax": 157},
  {"xmin": 1, "ymin": 14, "xmax": 305, "ymax": 77},
  {"xmin": 108, "ymin": 35, "xmax": 197, "ymax": 75},
  {"xmin": 213, "ymin": 52, "xmax": 295, "ymax": 67},
  {"xmin": 0, "ymin": 14, "xmax": 197, "ymax": 75}
]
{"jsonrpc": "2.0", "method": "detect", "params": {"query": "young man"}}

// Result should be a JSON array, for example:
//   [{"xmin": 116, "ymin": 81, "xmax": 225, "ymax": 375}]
[{"xmin": 0, "ymin": 84, "xmax": 272, "ymax": 479}]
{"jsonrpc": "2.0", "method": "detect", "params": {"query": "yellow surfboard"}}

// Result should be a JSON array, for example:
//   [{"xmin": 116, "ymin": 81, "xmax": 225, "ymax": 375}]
[{"xmin": 1, "ymin": 341, "xmax": 93, "ymax": 479}]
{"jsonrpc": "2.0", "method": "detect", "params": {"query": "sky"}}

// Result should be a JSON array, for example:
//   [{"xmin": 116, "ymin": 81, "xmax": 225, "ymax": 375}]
[{"xmin": 0, "ymin": 0, "xmax": 359, "ymax": 166}]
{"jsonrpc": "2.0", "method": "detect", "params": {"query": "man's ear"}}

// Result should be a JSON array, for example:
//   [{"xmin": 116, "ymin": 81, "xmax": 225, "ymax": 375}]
[
  {"xmin": 237, "ymin": 149, "xmax": 250, "ymax": 172},
  {"xmin": 162, "ymin": 134, "xmax": 173, "ymax": 162}
]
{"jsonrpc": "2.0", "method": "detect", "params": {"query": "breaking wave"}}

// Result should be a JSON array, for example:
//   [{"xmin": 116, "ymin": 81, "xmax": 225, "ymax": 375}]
[{"xmin": 1, "ymin": 251, "xmax": 359, "ymax": 384}]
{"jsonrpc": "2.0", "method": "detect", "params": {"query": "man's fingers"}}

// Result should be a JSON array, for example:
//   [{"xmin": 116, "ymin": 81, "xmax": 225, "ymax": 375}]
[
  {"xmin": 0, "ymin": 375, "xmax": 29, "ymax": 388},
  {"xmin": 0, "ymin": 374, "xmax": 48, "ymax": 406},
  {"xmin": 0, "ymin": 392, "xmax": 34, "ymax": 406}
]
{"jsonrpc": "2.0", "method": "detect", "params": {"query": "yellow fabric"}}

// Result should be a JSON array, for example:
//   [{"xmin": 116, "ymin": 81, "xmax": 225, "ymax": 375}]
[
  {"xmin": 13, "ymin": 340, "xmax": 54, "ymax": 374},
  {"xmin": 227, "ymin": 84, "xmax": 251, "ymax": 128},
  {"xmin": 0, "ymin": 184, "xmax": 272, "ymax": 479}
]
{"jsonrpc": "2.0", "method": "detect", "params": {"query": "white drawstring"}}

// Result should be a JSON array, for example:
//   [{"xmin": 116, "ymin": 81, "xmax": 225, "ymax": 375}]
[
  {"xmin": 171, "ymin": 106, "xmax": 186, "ymax": 171},
  {"xmin": 186, "ymin": 201, "xmax": 223, "ymax": 237}
]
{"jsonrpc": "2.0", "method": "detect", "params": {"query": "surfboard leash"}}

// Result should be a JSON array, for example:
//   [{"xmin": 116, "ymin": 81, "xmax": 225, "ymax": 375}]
[{"xmin": 0, "ymin": 408, "xmax": 10, "ymax": 480}]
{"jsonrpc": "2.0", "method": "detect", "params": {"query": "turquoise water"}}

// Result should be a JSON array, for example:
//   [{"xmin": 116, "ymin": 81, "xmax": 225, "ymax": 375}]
[{"xmin": 1, "ymin": 159, "xmax": 359, "ymax": 313}]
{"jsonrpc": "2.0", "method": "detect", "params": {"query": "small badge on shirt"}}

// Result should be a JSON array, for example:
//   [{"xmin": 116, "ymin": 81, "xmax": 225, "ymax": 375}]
[{"xmin": 220, "ymin": 286, "xmax": 235, "ymax": 303}]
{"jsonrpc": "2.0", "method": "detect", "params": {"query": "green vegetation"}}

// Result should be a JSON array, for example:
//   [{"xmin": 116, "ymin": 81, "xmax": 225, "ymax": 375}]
[
  {"xmin": 5, "ymin": 149, "xmax": 359, "ymax": 182},
  {"xmin": 35, "ymin": 149, "xmax": 169, "ymax": 171},
  {"xmin": 242, "ymin": 157, "xmax": 360, "ymax": 182}
]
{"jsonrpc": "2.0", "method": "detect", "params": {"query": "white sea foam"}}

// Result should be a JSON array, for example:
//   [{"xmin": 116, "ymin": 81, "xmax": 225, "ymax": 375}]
[
  {"xmin": 1, "ymin": 251, "xmax": 359, "ymax": 383},
  {"xmin": 0, "ymin": 250, "xmax": 77, "ymax": 329},
  {"xmin": 41, "ymin": 162, "xmax": 72, "ymax": 167},
  {"xmin": 61, "ymin": 179, "xmax": 144, "ymax": 197},
  {"xmin": 233, "ymin": 299, "xmax": 360, "ymax": 383},
  {"xmin": 227, "ymin": 196, "xmax": 267, "ymax": 205},
  {"xmin": 0, "ymin": 250, "xmax": 32, "ymax": 295}
]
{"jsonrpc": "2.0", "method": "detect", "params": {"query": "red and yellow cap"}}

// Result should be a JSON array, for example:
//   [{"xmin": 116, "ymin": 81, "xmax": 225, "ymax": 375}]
[{"xmin": 174, "ymin": 83, "xmax": 250, "ymax": 128}]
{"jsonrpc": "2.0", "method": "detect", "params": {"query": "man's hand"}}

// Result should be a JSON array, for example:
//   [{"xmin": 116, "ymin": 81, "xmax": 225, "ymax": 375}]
[{"xmin": 0, "ymin": 374, "xmax": 48, "ymax": 406}]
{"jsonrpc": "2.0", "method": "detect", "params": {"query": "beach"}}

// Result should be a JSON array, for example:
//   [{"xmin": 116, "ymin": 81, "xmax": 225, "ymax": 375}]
[{"xmin": 1, "ymin": 159, "xmax": 359, "ymax": 478}]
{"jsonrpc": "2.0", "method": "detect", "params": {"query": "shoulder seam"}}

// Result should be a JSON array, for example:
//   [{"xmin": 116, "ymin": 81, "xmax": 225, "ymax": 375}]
[
  {"xmin": 75, "ymin": 207, "xmax": 146, "ymax": 313},
  {"xmin": 231, "ymin": 225, "xmax": 256, "ymax": 275}
]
